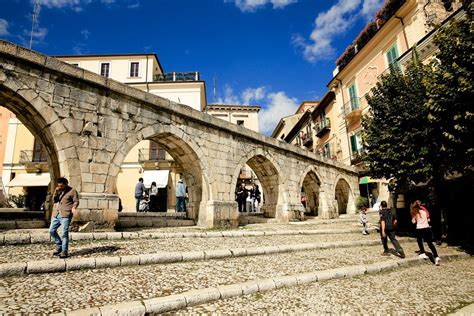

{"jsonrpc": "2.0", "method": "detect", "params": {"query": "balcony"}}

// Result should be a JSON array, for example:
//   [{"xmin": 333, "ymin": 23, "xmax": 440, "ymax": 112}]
[
  {"xmin": 19, "ymin": 150, "xmax": 48, "ymax": 172},
  {"xmin": 351, "ymin": 149, "xmax": 364, "ymax": 165},
  {"xmin": 154, "ymin": 72, "xmax": 200, "ymax": 82},
  {"xmin": 315, "ymin": 118, "xmax": 331, "ymax": 137},
  {"xmin": 138, "ymin": 148, "xmax": 167, "ymax": 162},
  {"xmin": 343, "ymin": 97, "xmax": 363, "ymax": 122},
  {"xmin": 301, "ymin": 132, "xmax": 313, "ymax": 148}
]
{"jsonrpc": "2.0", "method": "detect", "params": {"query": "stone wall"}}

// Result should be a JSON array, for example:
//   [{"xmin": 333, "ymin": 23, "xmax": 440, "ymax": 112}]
[{"xmin": 0, "ymin": 40, "xmax": 359, "ymax": 229}]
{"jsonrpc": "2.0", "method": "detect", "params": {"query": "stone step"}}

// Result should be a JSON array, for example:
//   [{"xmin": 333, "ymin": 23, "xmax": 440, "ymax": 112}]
[
  {"xmin": 116, "ymin": 218, "xmax": 195, "ymax": 229},
  {"xmin": 0, "ymin": 227, "xmax": 377, "ymax": 245},
  {"xmin": 0, "ymin": 220, "xmax": 46, "ymax": 230},
  {"xmin": 0, "ymin": 208, "xmax": 45, "ymax": 220},
  {"xmin": 0, "ymin": 237, "xmax": 416, "ymax": 276},
  {"xmin": 55, "ymin": 253, "xmax": 471, "ymax": 315}
]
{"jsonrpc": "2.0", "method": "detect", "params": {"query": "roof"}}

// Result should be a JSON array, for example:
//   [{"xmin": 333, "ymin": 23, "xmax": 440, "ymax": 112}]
[
  {"xmin": 284, "ymin": 110, "xmax": 312, "ymax": 143},
  {"xmin": 54, "ymin": 52, "xmax": 165, "ymax": 74},
  {"xmin": 295, "ymin": 100, "xmax": 319, "ymax": 114},
  {"xmin": 206, "ymin": 104, "xmax": 261, "ymax": 112},
  {"xmin": 311, "ymin": 91, "xmax": 335, "ymax": 119},
  {"xmin": 270, "ymin": 113, "xmax": 304, "ymax": 138}
]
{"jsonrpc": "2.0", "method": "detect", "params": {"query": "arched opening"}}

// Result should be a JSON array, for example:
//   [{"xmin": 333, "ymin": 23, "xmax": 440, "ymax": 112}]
[
  {"xmin": 0, "ymin": 86, "xmax": 60, "ymax": 224},
  {"xmin": 233, "ymin": 154, "xmax": 280, "ymax": 218},
  {"xmin": 301, "ymin": 171, "xmax": 321, "ymax": 217},
  {"xmin": 335, "ymin": 178, "xmax": 351, "ymax": 215},
  {"xmin": 116, "ymin": 132, "xmax": 205, "ymax": 226}
]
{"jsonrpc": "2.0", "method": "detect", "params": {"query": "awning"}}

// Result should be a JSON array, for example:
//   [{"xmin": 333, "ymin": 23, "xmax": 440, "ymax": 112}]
[
  {"xmin": 6, "ymin": 173, "xmax": 51, "ymax": 187},
  {"xmin": 143, "ymin": 170, "xmax": 170, "ymax": 189},
  {"xmin": 358, "ymin": 176, "xmax": 378, "ymax": 185}
]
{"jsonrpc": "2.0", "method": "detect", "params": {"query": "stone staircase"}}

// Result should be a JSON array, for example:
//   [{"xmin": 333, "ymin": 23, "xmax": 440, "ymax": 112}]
[
  {"xmin": 0, "ymin": 208, "xmax": 47, "ymax": 230},
  {"xmin": 0, "ymin": 213, "xmax": 471, "ymax": 315},
  {"xmin": 116, "ymin": 211, "xmax": 195, "ymax": 229}
]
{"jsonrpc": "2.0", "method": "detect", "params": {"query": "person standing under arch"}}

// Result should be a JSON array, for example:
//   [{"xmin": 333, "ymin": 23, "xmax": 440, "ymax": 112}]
[{"xmin": 176, "ymin": 178, "xmax": 187, "ymax": 212}]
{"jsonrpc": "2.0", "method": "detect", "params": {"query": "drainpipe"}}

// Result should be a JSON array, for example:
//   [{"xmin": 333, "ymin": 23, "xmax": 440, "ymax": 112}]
[
  {"xmin": 395, "ymin": 16, "xmax": 410, "ymax": 51},
  {"xmin": 336, "ymin": 79, "xmax": 352, "ymax": 163},
  {"xmin": 145, "ymin": 55, "xmax": 150, "ymax": 93}
]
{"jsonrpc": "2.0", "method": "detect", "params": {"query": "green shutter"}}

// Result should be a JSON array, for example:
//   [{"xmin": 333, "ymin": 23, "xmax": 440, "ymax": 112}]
[
  {"xmin": 348, "ymin": 84, "xmax": 359, "ymax": 110},
  {"xmin": 350, "ymin": 135, "xmax": 358, "ymax": 152},
  {"xmin": 387, "ymin": 44, "xmax": 399, "ymax": 66}
]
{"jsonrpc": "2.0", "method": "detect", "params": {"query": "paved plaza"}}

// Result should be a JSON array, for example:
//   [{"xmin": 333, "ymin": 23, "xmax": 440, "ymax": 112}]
[{"xmin": 0, "ymin": 213, "xmax": 472, "ymax": 314}]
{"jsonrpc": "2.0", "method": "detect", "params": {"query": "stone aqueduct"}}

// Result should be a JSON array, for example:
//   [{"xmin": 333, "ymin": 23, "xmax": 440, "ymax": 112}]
[{"xmin": 0, "ymin": 40, "xmax": 359, "ymax": 228}]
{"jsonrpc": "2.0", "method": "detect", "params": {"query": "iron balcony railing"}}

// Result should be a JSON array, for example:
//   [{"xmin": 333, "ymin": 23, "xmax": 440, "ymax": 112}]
[
  {"xmin": 19, "ymin": 150, "xmax": 47, "ymax": 164},
  {"xmin": 138, "ymin": 148, "xmax": 166, "ymax": 162},
  {"xmin": 315, "ymin": 118, "xmax": 331, "ymax": 137},
  {"xmin": 154, "ymin": 72, "xmax": 200, "ymax": 82}
]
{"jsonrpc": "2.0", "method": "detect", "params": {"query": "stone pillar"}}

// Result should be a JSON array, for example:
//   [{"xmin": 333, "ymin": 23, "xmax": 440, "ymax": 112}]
[
  {"xmin": 198, "ymin": 200, "xmax": 239, "ymax": 228},
  {"xmin": 276, "ymin": 203, "xmax": 305, "ymax": 222},
  {"xmin": 74, "ymin": 193, "xmax": 119, "ymax": 230}
]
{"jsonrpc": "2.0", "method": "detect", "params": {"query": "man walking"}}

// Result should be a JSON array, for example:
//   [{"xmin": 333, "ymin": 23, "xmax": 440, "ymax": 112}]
[
  {"xmin": 49, "ymin": 177, "xmax": 79, "ymax": 259},
  {"xmin": 176, "ymin": 178, "xmax": 187, "ymax": 212},
  {"xmin": 379, "ymin": 200, "xmax": 405, "ymax": 258},
  {"xmin": 134, "ymin": 178, "xmax": 145, "ymax": 212}
]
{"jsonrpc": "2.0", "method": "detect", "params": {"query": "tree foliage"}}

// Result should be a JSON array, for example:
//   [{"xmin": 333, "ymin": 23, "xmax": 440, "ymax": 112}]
[
  {"xmin": 362, "ymin": 5, "xmax": 473, "ymax": 190},
  {"xmin": 424, "ymin": 4, "xmax": 474, "ymax": 176},
  {"xmin": 362, "ymin": 58, "xmax": 432, "ymax": 189}
]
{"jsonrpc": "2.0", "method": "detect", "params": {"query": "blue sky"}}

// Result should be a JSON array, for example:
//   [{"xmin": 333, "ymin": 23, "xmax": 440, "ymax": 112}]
[{"xmin": 0, "ymin": 0, "xmax": 384, "ymax": 134}]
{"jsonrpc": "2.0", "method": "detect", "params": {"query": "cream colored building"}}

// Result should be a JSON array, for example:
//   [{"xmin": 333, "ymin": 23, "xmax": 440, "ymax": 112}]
[
  {"xmin": 205, "ymin": 104, "xmax": 260, "ymax": 132},
  {"xmin": 325, "ymin": 0, "xmax": 462, "ymax": 206}
]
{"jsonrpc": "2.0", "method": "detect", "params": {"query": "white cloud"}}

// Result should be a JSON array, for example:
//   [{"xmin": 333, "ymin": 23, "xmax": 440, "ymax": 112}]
[
  {"xmin": 230, "ymin": 0, "xmax": 297, "ymax": 12},
  {"xmin": 37, "ymin": 0, "xmax": 91, "ymax": 11},
  {"xmin": 259, "ymin": 91, "xmax": 298, "ymax": 135},
  {"xmin": 0, "ymin": 19, "xmax": 9, "ymax": 36},
  {"xmin": 80, "ymin": 29, "xmax": 90, "ymax": 39},
  {"xmin": 242, "ymin": 87, "xmax": 266, "ymax": 104},
  {"xmin": 127, "ymin": 2, "xmax": 140, "ymax": 9},
  {"xmin": 293, "ymin": 0, "xmax": 384, "ymax": 63},
  {"xmin": 215, "ymin": 84, "xmax": 298, "ymax": 135}
]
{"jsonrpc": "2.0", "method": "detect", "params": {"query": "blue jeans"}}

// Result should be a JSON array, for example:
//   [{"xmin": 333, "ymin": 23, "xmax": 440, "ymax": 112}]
[
  {"xmin": 49, "ymin": 213, "xmax": 71, "ymax": 253},
  {"xmin": 135, "ymin": 196, "xmax": 142, "ymax": 212},
  {"xmin": 176, "ymin": 196, "xmax": 186, "ymax": 212}
]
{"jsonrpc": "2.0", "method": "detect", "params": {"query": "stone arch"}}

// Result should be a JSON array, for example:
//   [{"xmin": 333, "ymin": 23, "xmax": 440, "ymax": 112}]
[
  {"xmin": 299, "ymin": 166, "xmax": 322, "ymax": 216},
  {"xmin": 334, "ymin": 175, "xmax": 354, "ymax": 215},
  {"xmin": 231, "ymin": 148, "xmax": 284, "ymax": 218},
  {"xmin": 111, "ymin": 123, "xmax": 210, "ymax": 222},
  {"xmin": 0, "ymin": 82, "xmax": 64, "ymax": 218}
]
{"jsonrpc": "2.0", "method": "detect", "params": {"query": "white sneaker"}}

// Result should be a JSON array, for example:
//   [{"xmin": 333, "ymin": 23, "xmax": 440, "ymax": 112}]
[
  {"xmin": 419, "ymin": 253, "xmax": 429, "ymax": 259},
  {"xmin": 435, "ymin": 257, "xmax": 441, "ymax": 266}
]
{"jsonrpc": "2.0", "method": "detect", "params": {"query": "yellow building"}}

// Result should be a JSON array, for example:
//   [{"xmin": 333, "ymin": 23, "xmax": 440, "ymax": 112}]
[{"xmin": 326, "ymin": 0, "xmax": 462, "ymax": 207}]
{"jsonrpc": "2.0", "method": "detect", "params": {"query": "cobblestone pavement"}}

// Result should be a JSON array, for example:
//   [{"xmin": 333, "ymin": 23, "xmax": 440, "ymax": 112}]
[
  {"xmin": 177, "ymin": 258, "xmax": 474, "ymax": 315},
  {"xmin": 0, "ymin": 241, "xmax": 440, "ymax": 314},
  {"xmin": 0, "ymin": 232, "xmax": 381, "ymax": 264}
]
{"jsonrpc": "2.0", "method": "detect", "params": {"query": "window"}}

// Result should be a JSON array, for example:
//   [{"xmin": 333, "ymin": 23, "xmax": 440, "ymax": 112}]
[
  {"xmin": 350, "ymin": 132, "xmax": 363, "ymax": 156},
  {"xmin": 100, "ymin": 63, "xmax": 110, "ymax": 78},
  {"xmin": 32, "ymin": 139, "xmax": 47, "ymax": 162},
  {"xmin": 386, "ymin": 44, "xmax": 399, "ymax": 69},
  {"xmin": 130, "ymin": 62, "xmax": 139, "ymax": 77},
  {"xmin": 348, "ymin": 83, "xmax": 359, "ymax": 111},
  {"xmin": 237, "ymin": 120, "xmax": 244, "ymax": 126},
  {"xmin": 323, "ymin": 143, "xmax": 331, "ymax": 158},
  {"xmin": 149, "ymin": 141, "xmax": 166, "ymax": 160}
]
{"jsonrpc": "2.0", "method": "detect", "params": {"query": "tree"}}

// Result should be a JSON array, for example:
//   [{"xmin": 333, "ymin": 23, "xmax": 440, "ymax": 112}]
[
  {"xmin": 362, "ymin": 56, "xmax": 433, "ymax": 191},
  {"xmin": 424, "ymin": 4, "xmax": 474, "ymax": 177}
]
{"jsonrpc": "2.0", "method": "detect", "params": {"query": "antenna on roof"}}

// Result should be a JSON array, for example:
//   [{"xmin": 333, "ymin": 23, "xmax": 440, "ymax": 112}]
[
  {"xmin": 213, "ymin": 76, "xmax": 217, "ymax": 103},
  {"xmin": 29, "ymin": 0, "xmax": 40, "ymax": 49}
]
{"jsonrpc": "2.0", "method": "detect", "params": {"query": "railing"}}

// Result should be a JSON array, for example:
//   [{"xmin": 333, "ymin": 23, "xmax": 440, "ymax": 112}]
[
  {"xmin": 315, "ymin": 118, "xmax": 331, "ymax": 137},
  {"xmin": 351, "ymin": 149, "xmax": 364, "ymax": 165},
  {"xmin": 138, "ymin": 148, "xmax": 166, "ymax": 162},
  {"xmin": 342, "ymin": 96, "xmax": 368, "ymax": 120},
  {"xmin": 154, "ymin": 72, "xmax": 200, "ymax": 82},
  {"xmin": 19, "ymin": 150, "xmax": 47, "ymax": 164}
]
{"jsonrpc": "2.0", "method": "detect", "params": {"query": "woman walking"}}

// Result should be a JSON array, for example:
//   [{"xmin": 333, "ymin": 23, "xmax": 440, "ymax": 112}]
[{"xmin": 411, "ymin": 203, "xmax": 440, "ymax": 265}]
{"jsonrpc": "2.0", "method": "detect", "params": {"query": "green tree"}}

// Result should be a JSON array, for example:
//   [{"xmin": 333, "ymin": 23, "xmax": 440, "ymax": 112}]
[
  {"xmin": 362, "ymin": 56, "xmax": 432, "ymax": 191},
  {"xmin": 424, "ymin": 4, "xmax": 474, "ymax": 177}
]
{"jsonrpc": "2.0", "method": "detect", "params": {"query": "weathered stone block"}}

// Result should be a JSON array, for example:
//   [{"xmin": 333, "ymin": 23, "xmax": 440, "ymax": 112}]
[
  {"xmin": 240, "ymin": 281, "xmax": 259, "ymax": 295},
  {"xmin": 273, "ymin": 275, "xmax": 298, "ymax": 289},
  {"xmin": 0, "ymin": 262, "xmax": 27, "ymax": 276},
  {"xmin": 65, "ymin": 258, "xmax": 96, "ymax": 271},
  {"xmin": 183, "ymin": 288, "xmax": 221, "ymax": 307},
  {"xmin": 99, "ymin": 301, "xmax": 145, "ymax": 316},
  {"xmin": 95, "ymin": 256, "xmax": 121, "ymax": 269},
  {"xmin": 204, "ymin": 249, "xmax": 232, "ymax": 259},
  {"xmin": 66, "ymin": 307, "xmax": 101, "ymax": 316},
  {"xmin": 120, "ymin": 255, "xmax": 140, "ymax": 267},
  {"xmin": 182, "ymin": 251, "xmax": 205, "ymax": 261},
  {"xmin": 27, "ymin": 259, "xmax": 66, "ymax": 274},
  {"xmin": 296, "ymin": 272, "xmax": 318, "ymax": 285},
  {"xmin": 143, "ymin": 294, "xmax": 187, "ymax": 314},
  {"xmin": 229, "ymin": 248, "xmax": 247, "ymax": 257},
  {"xmin": 255, "ymin": 279, "xmax": 276, "ymax": 292},
  {"xmin": 4, "ymin": 233, "xmax": 30, "ymax": 245},
  {"xmin": 217, "ymin": 284, "xmax": 243, "ymax": 299}
]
